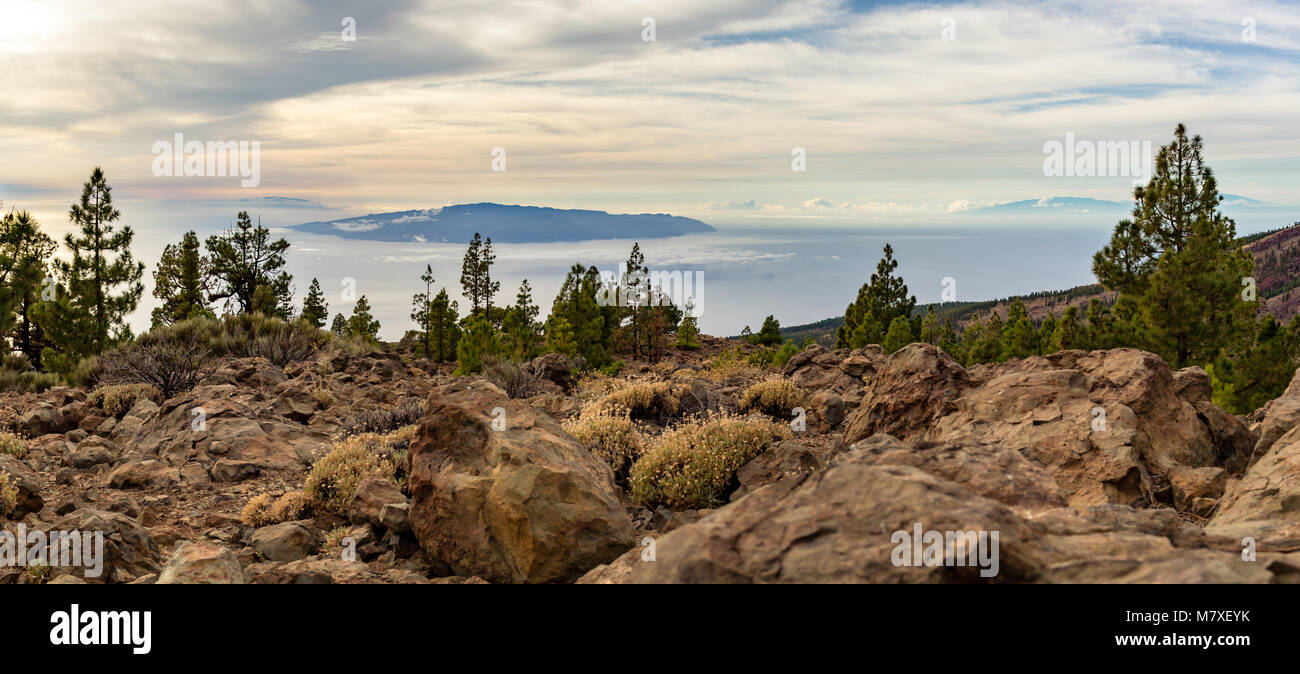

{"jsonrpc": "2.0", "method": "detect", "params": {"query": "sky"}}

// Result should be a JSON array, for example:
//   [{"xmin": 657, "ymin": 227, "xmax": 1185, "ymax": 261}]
[{"xmin": 2, "ymin": 0, "xmax": 1299, "ymax": 336}]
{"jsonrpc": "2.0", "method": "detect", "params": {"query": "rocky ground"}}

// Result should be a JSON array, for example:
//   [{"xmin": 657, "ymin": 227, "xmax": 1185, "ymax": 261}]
[{"xmin": 3, "ymin": 336, "xmax": 1300, "ymax": 584}]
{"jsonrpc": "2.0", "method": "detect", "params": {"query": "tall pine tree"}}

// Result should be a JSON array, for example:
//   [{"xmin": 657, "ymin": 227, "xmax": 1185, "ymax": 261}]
[
  {"xmin": 151, "ymin": 231, "xmax": 213, "ymax": 327},
  {"xmin": 301, "ymin": 278, "xmax": 329, "ymax": 328},
  {"xmin": 1092, "ymin": 124, "xmax": 1254, "ymax": 367},
  {"xmin": 206, "ymin": 211, "xmax": 293, "ymax": 317},
  {"xmin": 38, "ymin": 167, "xmax": 144, "ymax": 361},
  {"xmin": 838, "ymin": 244, "xmax": 916, "ymax": 349}
]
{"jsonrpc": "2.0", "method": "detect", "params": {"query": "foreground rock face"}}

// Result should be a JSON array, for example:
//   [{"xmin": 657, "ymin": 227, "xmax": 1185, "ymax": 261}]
[
  {"xmin": 408, "ymin": 379, "xmax": 635, "ymax": 583},
  {"xmin": 582, "ymin": 455, "xmax": 1046, "ymax": 583},
  {"xmin": 1214, "ymin": 369, "xmax": 1300, "ymax": 526},
  {"xmin": 582, "ymin": 434, "xmax": 1280, "ymax": 584},
  {"xmin": 844, "ymin": 346, "xmax": 1252, "ymax": 511}
]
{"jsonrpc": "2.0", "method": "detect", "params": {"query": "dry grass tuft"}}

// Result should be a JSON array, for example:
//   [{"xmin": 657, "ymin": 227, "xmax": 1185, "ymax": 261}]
[{"xmin": 629, "ymin": 411, "xmax": 790, "ymax": 509}]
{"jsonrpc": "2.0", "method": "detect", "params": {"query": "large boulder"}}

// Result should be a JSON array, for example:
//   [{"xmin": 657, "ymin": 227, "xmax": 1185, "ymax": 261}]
[
  {"xmin": 843, "ymin": 344, "xmax": 972, "ymax": 442},
  {"xmin": 156, "ymin": 541, "xmax": 244, "ymax": 584},
  {"xmin": 851, "ymin": 434, "xmax": 1067, "ymax": 515},
  {"xmin": 1213, "ymin": 425, "xmax": 1300, "ymax": 525},
  {"xmin": 250, "ymin": 521, "xmax": 318, "ymax": 562},
  {"xmin": 18, "ymin": 403, "xmax": 68, "ymax": 437},
  {"xmin": 844, "ymin": 348, "xmax": 1251, "ymax": 511},
  {"xmin": 408, "ymin": 379, "xmax": 634, "ymax": 583}
]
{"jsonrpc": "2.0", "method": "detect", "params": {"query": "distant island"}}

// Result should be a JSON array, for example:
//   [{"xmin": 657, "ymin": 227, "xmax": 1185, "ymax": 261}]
[{"xmin": 289, "ymin": 202, "xmax": 715, "ymax": 243}]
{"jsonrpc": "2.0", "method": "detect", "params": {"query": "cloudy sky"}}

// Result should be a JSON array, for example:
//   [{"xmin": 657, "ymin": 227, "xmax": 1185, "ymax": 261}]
[
  {"xmin": 3, "ymin": 0, "xmax": 1299, "ymax": 225},
  {"xmin": 1, "ymin": 0, "xmax": 1299, "ymax": 336}
]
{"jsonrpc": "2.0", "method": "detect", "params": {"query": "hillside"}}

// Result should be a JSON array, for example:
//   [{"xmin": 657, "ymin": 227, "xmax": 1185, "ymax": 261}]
[{"xmin": 783, "ymin": 220, "xmax": 1300, "ymax": 344}]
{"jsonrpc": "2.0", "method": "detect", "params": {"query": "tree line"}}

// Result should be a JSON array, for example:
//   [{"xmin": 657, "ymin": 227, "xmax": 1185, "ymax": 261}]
[
  {"xmin": 0, "ymin": 173, "xmax": 704, "ymax": 383},
  {"xmin": 834, "ymin": 124, "xmax": 1297, "ymax": 413}
]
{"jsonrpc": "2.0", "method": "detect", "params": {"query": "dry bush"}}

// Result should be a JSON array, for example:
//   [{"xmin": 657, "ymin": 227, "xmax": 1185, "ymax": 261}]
[
  {"xmin": 310, "ymin": 388, "xmax": 335, "ymax": 408},
  {"xmin": 483, "ymin": 358, "xmax": 543, "ymax": 399},
  {"xmin": 0, "ymin": 432, "xmax": 27, "ymax": 459},
  {"xmin": 240, "ymin": 493, "xmax": 275, "ymax": 526},
  {"xmin": 0, "ymin": 471, "xmax": 18, "ymax": 517},
  {"xmin": 211, "ymin": 314, "xmax": 328, "ymax": 366},
  {"xmin": 629, "ymin": 412, "xmax": 791, "ymax": 509},
  {"xmin": 304, "ymin": 432, "xmax": 400, "ymax": 512},
  {"xmin": 738, "ymin": 375, "xmax": 810, "ymax": 418},
  {"xmin": 339, "ymin": 399, "xmax": 424, "ymax": 438},
  {"xmin": 88, "ymin": 383, "xmax": 162, "ymax": 417},
  {"xmin": 268, "ymin": 491, "xmax": 311, "ymax": 521},
  {"xmin": 102, "ymin": 332, "xmax": 214, "ymax": 399},
  {"xmin": 590, "ymin": 381, "xmax": 683, "ymax": 420},
  {"xmin": 323, "ymin": 526, "xmax": 351, "ymax": 552},
  {"xmin": 562, "ymin": 406, "xmax": 644, "ymax": 477}
]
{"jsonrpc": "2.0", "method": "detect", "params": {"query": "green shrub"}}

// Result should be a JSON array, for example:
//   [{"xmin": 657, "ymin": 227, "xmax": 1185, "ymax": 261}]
[
  {"xmin": 629, "ymin": 412, "xmax": 790, "ymax": 509},
  {"xmin": 0, "ymin": 370, "xmax": 62, "ymax": 394},
  {"xmin": 1, "ymin": 353, "xmax": 31, "ymax": 372},
  {"xmin": 598, "ymin": 359, "xmax": 625, "ymax": 377},
  {"xmin": 68, "ymin": 356, "xmax": 104, "ymax": 387}
]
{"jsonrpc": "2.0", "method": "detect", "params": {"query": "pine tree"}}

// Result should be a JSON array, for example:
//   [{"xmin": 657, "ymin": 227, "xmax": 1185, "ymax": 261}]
[
  {"xmin": 545, "ymin": 315, "xmax": 577, "ymax": 358},
  {"xmin": 502, "ymin": 279, "xmax": 541, "ymax": 359},
  {"xmin": 1001, "ymin": 298, "xmax": 1036, "ymax": 360},
  {"xmin": 1092, "ymin": 124, "xmax": 1254, "ymax": 367},
  {"xmin": 151, "ymin": 231, "xmax": 213, "ymax": 327},
  {"xmin": 330, "ymin": 313, "xmax": 347, "ymax": 336},
  {"xmin": 345, "ymin": 295, "xmax": 381, "ymax": 343},
  {"xmin": 546, "ymin": 263, "xmax": 611, "ymax": 366},
  {"xmin": 966, "ymin": 311, "xmax": 1003, "ymax": 364},
  {"xmin": 410, "ymin": 266, "xmax": 435, "ymax": 357},
  {"xmin": 428, "ymin": 288, "xmax": 461, "ymax": 361},
  {"xmin": 479, "ymin": 236, "xmax": 500, "ymax": 320},
  {"xmin": 1037, "ymin": 313, "xmax": 1058, "ymax": 354},
  {"xmin": 206, "ymin": 211, "xmax": 292, "ymax": 317},
  {"xmin": 882, "ymin": 315, "xmax": 913, "ymax": 354},
  {"xmin": 1211, "ymin": 315, "xmax": 1299, "ymax": 413},
  {"xmin": 0, "ymin": 211, "xmax": 56, "ymax": 365},
  {"xmin": 301, "ymin": 278, "xmax": 329, "ymax": 329},
  {"xmin": 1050, "ymin": 306, "xmax": 1082, "ymax": 351},
  {"xmin": 38, "ymin": 167, "xmax": 144, "ymax": 359},
  {"xmin": 756, "ymin": 315, "xmax": 783, "ymax": 346},
  {"xmin": 455, "ymin": 315, "xmax": 501, "ymax": 375},
  {"xmin": 675, "ymin": 299, "xmax": 701, "ymax": 350},
  {"xmin": 919, "ymin": 306, "xmax": 941, "ymax": 344},
  {"xmin": 838, "ymin": 244, "xmax": 916, "ymax": 349},
  {"xmin": 460, "ymin": 233, "xmax": 496, "ymax": 318}
]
